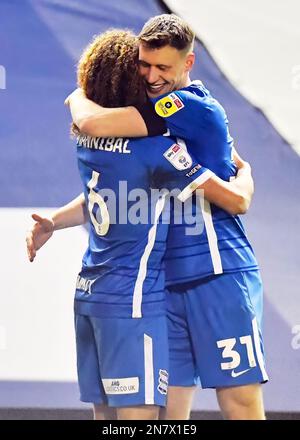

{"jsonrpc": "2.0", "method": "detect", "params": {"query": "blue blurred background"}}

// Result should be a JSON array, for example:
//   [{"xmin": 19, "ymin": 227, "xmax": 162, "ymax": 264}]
[{"xmin": 0, "ymin": 0, "xmax": 299, "ymax": 418}]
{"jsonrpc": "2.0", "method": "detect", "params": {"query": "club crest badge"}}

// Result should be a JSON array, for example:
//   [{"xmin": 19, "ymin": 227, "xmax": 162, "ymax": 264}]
[{"xmin": 163, "ymin": 143, "xmax": 192, "ymax": 170}]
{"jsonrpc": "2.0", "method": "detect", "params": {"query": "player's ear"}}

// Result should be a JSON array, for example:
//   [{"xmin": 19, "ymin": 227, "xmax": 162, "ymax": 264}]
[{"xmin": 185, "ymin": 52, "xmax": 195, "ymax": 72}]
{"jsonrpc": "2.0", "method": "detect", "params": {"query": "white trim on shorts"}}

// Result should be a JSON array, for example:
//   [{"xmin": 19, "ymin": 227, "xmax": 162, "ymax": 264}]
[
  {"xmin": 252, "ymin": 317, "xmax": 269, "ymax": 381},
  {"xmin": 144, "ymin": 334, "xmax": 154, "ymax": 404}
]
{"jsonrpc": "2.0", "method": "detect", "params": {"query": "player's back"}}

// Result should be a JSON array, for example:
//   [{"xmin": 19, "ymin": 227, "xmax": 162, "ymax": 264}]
[
  {"xmin": 75, "ymin": 135, "xmax": 167, "ymax": 318},
  {"xmin": 74, "ymin": 134, "xmax": 207, "ymax": 318}
]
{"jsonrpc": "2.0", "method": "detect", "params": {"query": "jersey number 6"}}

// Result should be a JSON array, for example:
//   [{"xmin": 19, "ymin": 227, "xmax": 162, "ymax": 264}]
[{"xmin": 87, "ymin": 170, "xmax": 110, "ymax": 236}]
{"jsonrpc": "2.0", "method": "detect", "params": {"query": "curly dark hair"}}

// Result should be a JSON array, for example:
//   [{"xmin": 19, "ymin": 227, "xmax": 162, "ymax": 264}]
[{"xmin": 72, "ymin": 29, "xmax": 147, "ymax": 135}]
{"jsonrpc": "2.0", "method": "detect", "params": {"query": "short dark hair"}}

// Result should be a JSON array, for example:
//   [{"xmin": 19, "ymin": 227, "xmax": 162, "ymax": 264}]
[{"xmin": 138, "ymin": 14, "xmax": 195, "ymax": 51}]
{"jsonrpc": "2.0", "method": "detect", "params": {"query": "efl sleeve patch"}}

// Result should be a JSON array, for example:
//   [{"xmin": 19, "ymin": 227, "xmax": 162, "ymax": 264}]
[
  {"xmin": 163, "ymin": 144, "xmax": 194, "ymax": 170},
  {"xmin": 155, "ymin": 93, "xmax": 184, "ymax": 118}
]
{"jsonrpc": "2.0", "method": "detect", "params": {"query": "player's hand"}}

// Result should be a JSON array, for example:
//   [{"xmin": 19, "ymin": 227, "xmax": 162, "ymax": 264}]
[
  {"xmin": 236, "ymin": 159, "xmax": 252, "ymax": 179},
  {"xmin": 234, "ymin": 154, "xmax": 249, "ymax": 171},
  {"xmin": 64, "ymin": 88, "xmax": 84, "ymax": 106},
  {"xmin": 232, "ymin": 148, "xmax": 251, "ymax": 175},
  {"xmin": 26, "ymin": 214, "xmax": 54, "ymax": 262}
]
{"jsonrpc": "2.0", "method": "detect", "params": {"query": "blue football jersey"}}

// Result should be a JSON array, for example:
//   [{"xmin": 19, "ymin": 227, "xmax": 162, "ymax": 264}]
[
  {"xmin": 152, "ymin": 81, "xmax": 259, "ymax": 285},
  {"xmin": 74, "ymin": 134, "xmax": 212, "ymax": 318}
]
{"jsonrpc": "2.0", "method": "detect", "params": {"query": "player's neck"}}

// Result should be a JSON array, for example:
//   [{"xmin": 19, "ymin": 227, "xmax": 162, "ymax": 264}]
[{"xmin": 178, "ymin": 74, "xmax": 192, "ymax": 89}]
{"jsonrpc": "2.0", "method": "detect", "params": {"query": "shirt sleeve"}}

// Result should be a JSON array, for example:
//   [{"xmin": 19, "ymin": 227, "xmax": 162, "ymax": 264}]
[
  {"xmin": 155, "ymin": 141, "xmax": 215, "ymax": 202},
  {"xmin": 135, "ymin": 100, "xmax": 167, "ymax": 136},
  {"xmin": 151, "ymin": 90, "xmax": 228, "ymax": 141}
]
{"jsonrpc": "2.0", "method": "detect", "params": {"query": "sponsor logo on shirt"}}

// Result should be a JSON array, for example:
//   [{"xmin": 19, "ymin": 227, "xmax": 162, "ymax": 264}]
[
  {"xmin": 76, "ymin": 275, "xmax": 96, "ymax": 294},
  {"xmin": 102, "ymin": 377, "xmax": 139, "ymax": 394},
  {"xmin": 157, "ymin": 369, "xmax": 168, "ymax": 395},
  {"xmin": 185, "ymin": 164, "xmax": 201, "ymax": 178},
  {"xmin": 163, "ymin": 144, "xmax": 193, "ymax": 170},
  {"xmin": 155, "ymin": 93, "xmax": 185, "ymax": 117}
]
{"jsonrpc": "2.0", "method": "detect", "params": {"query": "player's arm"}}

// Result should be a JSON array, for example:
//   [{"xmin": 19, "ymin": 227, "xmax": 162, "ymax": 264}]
[
  {"xmin": 65, "ymin": 88, "xmax": 166, "ymax": 138},
  {"xmin": 65, "ymin": 88, "xmax": 230, "ymax": 140},
  {"xmin": 26, "ymin": 193, "xmax": 88, "ymax": 262},
  {"xmin": 174, "ymin": 152, "xmax": 253, "ymax": 215},
  {"xmin": 164, "ymin": 143, "xmax": 253, "ymax": 216},
  {"xmin": 197, "ymin": 159, "xmax": 253, "ymax": 215},
  {"xmin": 151, "ymin": 90, "xmax": 208, "ymax": 140}
]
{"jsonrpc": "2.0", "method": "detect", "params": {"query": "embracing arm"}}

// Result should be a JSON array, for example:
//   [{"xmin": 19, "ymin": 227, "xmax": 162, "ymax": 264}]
[
  {"xmin": 26, "ymin": 193, "xmax": 88, "ymax": 262},
  {"xmin": 197, "ymin": 155, "xmax": 254, "ymax": 215},
  {"xmin": 66, "ymin": 88, "xmax": 148, "ymax": 138}
]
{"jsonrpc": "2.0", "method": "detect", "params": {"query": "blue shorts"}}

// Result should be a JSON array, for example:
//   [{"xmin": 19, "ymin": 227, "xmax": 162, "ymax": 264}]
[
  {"xmin": 75, "ymin": 314, "xmax": 169, "ymax": 407},
  {"xmin": 166, "ymin": 270, "xmax": 268, "ymax": 388}
]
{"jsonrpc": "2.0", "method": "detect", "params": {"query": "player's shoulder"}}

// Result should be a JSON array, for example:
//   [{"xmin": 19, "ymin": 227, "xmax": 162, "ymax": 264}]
[
  {"xmin": 154, "ymin": 81, "xmax": 222, "ymax": 119},
  {"xmin": 181, "ymin": 80, "xmax": 211, "ymax": 99},
  {"xmin": 181, "ymin": 81, "xmax": 228, "ymax": 122},
  {"xmin": 178, "ymin": 81, "xmax": 223, "ymax": 112}
]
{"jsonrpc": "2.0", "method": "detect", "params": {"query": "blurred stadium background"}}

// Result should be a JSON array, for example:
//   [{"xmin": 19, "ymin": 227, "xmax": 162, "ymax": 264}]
[{"xmin": 0, "ymin": 0, "xmax": 299, "ymax": 419}]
